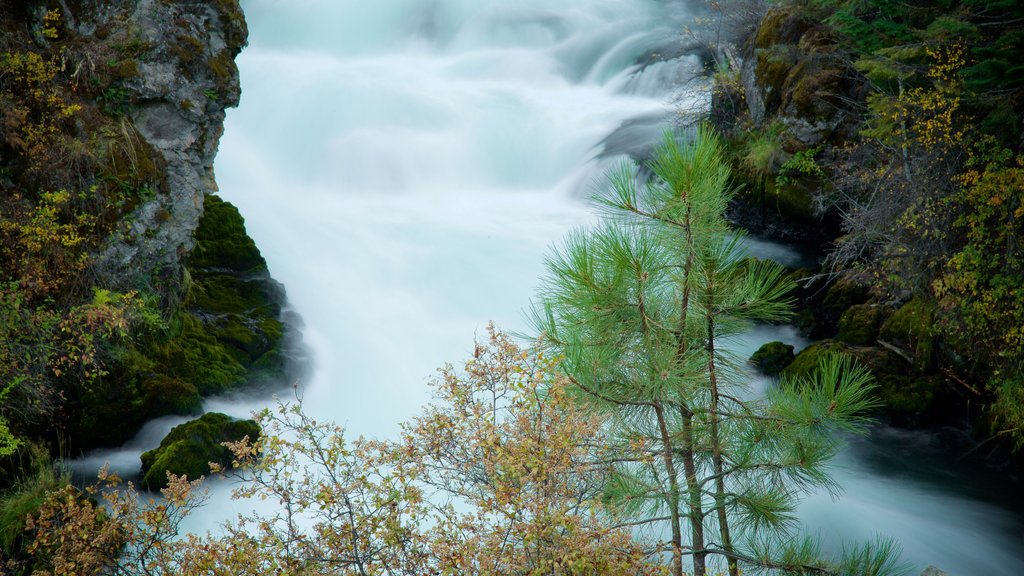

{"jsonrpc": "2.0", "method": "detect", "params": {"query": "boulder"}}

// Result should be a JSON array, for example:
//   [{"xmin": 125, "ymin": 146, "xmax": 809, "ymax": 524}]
[
  {"xmin": 780, "ymin": 340, "xmax": 848, "ymax": 380},
  {"xmin": 140, "ymin": 412, "xmax": 259, "ymax": 490},
  {"xmin": 750, "ymin": 341, "xmax": 795, "ymax": 376},
  {"xmin": 812, "ymin": 275, "xmax": 871, "ymax": 338},
  {"xmin": 836, "ymin": 304, "xmax": 886, "ymax": 346},
  {"xmin": 879, "ymin": 296, "xmax": 936, "ymax": 372}
]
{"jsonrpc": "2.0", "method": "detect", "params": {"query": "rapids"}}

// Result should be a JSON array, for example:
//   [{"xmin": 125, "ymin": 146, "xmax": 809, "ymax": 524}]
[{"xmin": 75, "ymin": 1, "xmax": 1024, "ymax": 572}]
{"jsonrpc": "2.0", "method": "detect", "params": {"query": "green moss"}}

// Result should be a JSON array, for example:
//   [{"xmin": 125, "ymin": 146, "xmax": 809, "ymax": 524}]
[
  {"xmin": 755, "ymin": 45, "xmax": 798, "ymax": 111},
  {"xmin": 780, "ymin": 340, "xmax": 849, "ymax": 380},
  {"xmin": 836, "ymin": 304, "xmax": 885, "ymax": 345},
  {"xmin": 879, "ymin": 297, "xmax": 936, "ymax": 372},
  {"xmin": 186, "ymin": 273, "xmax": 276, "ymax": 316},
  {"xmin": 852, "ymin": 346, "xmax": 936, "ymax": 414},
  {"xmin": 189, "ymin": 194, "xmax": 266, "ymax": 272},
  {"xmin": 140, "ymin": 412, "xmax": 259, "ymax": 490},
  {"xmin": 788, "ymin": 65, "xmax": 843, "ymax": 120},
  {"xmin": 750, "ymin": 341, "xmax": 795, "ymax": 376},
  {"xmin": 141, "ymin": 375, "xmax": 201, "ymax": 418},
  {"xmin": 812, "ymin": 276, "xmax": 870, "ymax": 337},
  {"xmin": 154, "ymin": 314, "xmax": 246, "ymax": 394},
  {"xmin": 784, "ymin": 340, "xmax": 935, "ymax": 416},
  {"xmin": 754, "ymin": 6, "xmax": 810, "ymax": 48}
]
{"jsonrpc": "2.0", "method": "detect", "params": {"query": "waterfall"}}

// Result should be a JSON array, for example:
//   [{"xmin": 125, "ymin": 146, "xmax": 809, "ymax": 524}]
[{"xmin": 74, "ymin": 1, "xmax": 1024, "ymax": 572}]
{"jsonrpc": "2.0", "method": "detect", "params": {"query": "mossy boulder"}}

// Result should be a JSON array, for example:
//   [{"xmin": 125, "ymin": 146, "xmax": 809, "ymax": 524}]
[
  {"xmin": 153, "ymin": 314, "xmax": 247, "ymax": 394},
  {"xmin": 141, "ymin": 374, "xmax": 202, "ymax": 418},
  {"xmin": 811, "ymin": 275, "xmax": 870, "ymax": 338},
  {"xmin": 879, "ymin": 297, "xmax": 936, "ymax": 373},
  {"xmin": 750, "ymin": 341, "xmax": 795, "ymax": 376},
  {"xmin": 780, "ymin": 340, "xmax": 849, "ymax": 380},
  {"xmin": 836, "ymin": 304, "xmax": 886, "ymax": 346},
  {"xmin": 852, "ymin": 346, "xmax": 937, "ymax": 420},
  {"xmin": 140, "ymin": 412, "xmax": 259, "ymax": 491},
  {"xmin": 782, "ymin": 339, "xmax": 937, "ymax": 422},
  {"xmin": 764, "ymin": 177, "xmax": 816, "ymax": 223}
]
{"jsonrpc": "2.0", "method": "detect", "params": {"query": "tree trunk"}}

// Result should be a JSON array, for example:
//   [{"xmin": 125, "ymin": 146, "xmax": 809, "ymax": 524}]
[
  {"xmin": 706, "ymin": 281, "xmax": 737, "ymax": 576},
  {"xmin": 681, "ymin": 408, "xmax": 707, "ymax": 576},
  {"xmin": 654, "ymin": 402, "xmax": 686, "ymax": 576}
]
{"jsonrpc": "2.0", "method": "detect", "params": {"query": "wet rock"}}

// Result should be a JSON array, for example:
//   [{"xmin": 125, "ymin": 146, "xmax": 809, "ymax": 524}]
[
  {"xmin": 750, "ymin": 341, "xmax": 795, "ymax": 376},
  {"xmin": 140, "ymin": 412, "xmax": 259, "ymax": 490}
]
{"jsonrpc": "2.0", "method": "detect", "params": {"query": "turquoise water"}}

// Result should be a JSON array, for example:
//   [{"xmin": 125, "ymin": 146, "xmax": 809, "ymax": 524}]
[{"xmin": 77, "ymin": 1, "xmax": 1024, "ymax": 572}]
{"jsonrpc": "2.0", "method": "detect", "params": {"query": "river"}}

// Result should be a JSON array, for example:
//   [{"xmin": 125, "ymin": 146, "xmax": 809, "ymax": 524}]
[{"xmin": 76, "ymin": 1, "xmax": 1024, "ymax": 573}]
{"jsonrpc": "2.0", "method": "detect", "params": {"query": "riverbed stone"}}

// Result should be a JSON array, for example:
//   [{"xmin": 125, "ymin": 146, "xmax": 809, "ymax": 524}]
[
  {"xmin": 750, "ymin": 341, "xmax": 795, "ymax": 376},
  {"xmin": 879, "ymin": 296, "xmax": 936, "ymax": 372},
  {"xmin": 836, "ymin": 304, "xmax": 885, "ymax": 346},
  {"xmin": 140, "ymin": 412, "xmax": 259, "ymax": 490}
]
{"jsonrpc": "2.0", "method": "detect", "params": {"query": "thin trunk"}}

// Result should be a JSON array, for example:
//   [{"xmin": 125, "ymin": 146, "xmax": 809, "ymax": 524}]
[
  {"xmin": 705, "ymin": 277, "xmax": 736, "ymax": 576},
  {"xmin": 681, "ymin": 409, "xmax": 707, "ymax": 576},
  {"xmin": 654, "ymin": 402, "xmax": 685, "ymax": 576},
  {"xmin": 675, "ymin": 196, "xmax": 707, "ymax": 576}
]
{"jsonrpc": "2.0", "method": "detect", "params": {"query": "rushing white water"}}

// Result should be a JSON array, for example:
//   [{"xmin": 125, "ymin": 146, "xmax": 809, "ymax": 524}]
[{"xmin": 74, "ymin": 0, "xmax": 1024, "ymax": 573}]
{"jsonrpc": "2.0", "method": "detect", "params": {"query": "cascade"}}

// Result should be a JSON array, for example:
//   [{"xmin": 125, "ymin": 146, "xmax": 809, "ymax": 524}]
[{"xmin": 76, "ymin": 1, "xmax": 1024, "ymax": 572}]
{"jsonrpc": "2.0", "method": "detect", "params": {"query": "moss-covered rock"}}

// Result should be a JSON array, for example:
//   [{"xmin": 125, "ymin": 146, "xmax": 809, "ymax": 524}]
[
  {"xmin": 783, "ymin": 339, "xmax": 937, "ymax": 422},
  {"xmin": 750, "ymin": 341, "xmax": 795, "ymax": 376},
  {"xmin": 780, "ymin": 340, "xmax": 849, "ymax": 380},
  {"xmin": 879, "ymin": 296, "xmax": 936, "ymax": 373},
  {"xmin": 153, "ymin": 314, "xmax": 248, "ymax": 394},
  {"xmin": 836, "ymin": 304, "xmax": 886, "ymax": 346},
  {"xmin": 812, "ymin": 275, "xmax": 871, "ymax": 338},
  {"xmin": 765, "ymin": 177, "xmax": 816, "ymax": 223},
  {"xmin": 853, "ymin": 346, "xmax": 937, "ymax": 419},
  {"xmin": 141, "ymin": 374, "xmax": 202, "ymax": 418},
  {"xmin": 189, "ymin": 194, "xmax": 266, "ymax": 272},
  {"xmin": 140, "ymin": 412, "xmax": 259, "ymax": 490},
  {"xmin": 148, "ymin": 193, "xmax": 288, "ymax": 395}
]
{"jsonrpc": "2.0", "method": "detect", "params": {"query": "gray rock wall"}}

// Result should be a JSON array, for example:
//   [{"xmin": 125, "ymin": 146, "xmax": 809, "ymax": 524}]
[{"xmin": 63, "ymin": 0, "xmax": 249, "ymax": 293}]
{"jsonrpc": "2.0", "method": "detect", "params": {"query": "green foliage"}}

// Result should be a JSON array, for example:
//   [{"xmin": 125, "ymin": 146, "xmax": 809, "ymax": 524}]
[
  {"xmin": 743, "ymin": 125, "xmax": 787, "ymax": 180},
  {"xmin": 0, "ymin": 381, "xmax": 20, "ymax": 458},
  {"xmin": 0, "ymin": 461, "xmax": 67, "ymax": 559},
  {"xmin": 776, "ymin": 145, "xmax": 824, "ymax": 187},
  {"xmin": 533, "ymin": 127, "xmax": 898, "ymax": 576}
]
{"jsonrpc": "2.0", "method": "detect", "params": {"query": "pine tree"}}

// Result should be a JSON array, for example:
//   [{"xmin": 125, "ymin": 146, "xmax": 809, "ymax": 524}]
[{"xmin": 531, "ymin": 127, "xmax": 904, "ymax": 576}]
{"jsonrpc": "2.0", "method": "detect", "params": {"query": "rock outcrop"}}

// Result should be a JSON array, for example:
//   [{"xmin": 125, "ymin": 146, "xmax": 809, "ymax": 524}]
[{"xmin": 57, "ymin": 0, "xmax": 249, "ymax": 295}]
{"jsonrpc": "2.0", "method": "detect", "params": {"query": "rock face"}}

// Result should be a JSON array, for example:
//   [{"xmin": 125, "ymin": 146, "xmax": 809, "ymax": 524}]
[
  {"xmin": 140, "ymin": 411, "xmax": 259, "ymax": 490},
  {"xmin": 155, "ymin": 194, "xmax": 288, "ymax": 395},
  {"xmin": 28, "ymin": 0, "xmax": 294, "ymax": 453},
  {"xmin": 61, "ymin": 0, "xmax": 249, "ymax": 294}
]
